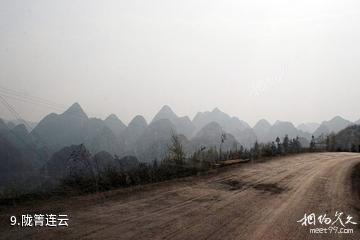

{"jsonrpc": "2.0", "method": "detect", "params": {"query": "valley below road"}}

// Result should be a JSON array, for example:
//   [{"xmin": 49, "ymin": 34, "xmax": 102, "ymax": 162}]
[{"xmin": 1, "ymin": 152, "xmax": 360, "ymax": 240}]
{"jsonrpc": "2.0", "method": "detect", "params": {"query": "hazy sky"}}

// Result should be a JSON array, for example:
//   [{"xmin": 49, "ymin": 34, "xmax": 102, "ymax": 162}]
[{"xmin": 1, "ymin": 0, "xmax": 360, "ymax": 126}]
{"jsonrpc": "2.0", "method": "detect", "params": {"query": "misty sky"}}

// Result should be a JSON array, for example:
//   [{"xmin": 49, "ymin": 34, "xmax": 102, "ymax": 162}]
[{"xmin": 1, "ymin": 0, "xmax": 360, "ymax": 126}]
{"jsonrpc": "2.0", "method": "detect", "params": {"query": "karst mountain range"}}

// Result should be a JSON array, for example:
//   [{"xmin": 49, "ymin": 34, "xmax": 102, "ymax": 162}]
[{"xmin": 2, "ymin": 103, "xmax": 358, "ymax": 163}]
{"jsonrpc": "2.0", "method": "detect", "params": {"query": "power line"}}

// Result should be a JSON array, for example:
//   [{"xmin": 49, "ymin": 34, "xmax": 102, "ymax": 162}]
[
  {"xmin": 0, "ymin": 87, "xmax": 104, "ymax": 121},
  {"xmin": 0, "ymin": 94, "xmax": 53, "ymax": 149},
  {"xmin": 0, "ymin": 85, "xmax": 65, "ymax": 109},
  {"xmin": 0, "ymin": 95, "xmax": 37, "ymax": 133},
  {"xmin": 0, "ymin": 91, "xmax": 64, "ymax": 112}
]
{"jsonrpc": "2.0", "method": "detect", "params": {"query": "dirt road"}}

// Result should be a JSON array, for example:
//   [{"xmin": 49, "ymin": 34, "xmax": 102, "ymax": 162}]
[{"xmin": 1, "ymin": 152, "xmax": 360, "ymax": 240}]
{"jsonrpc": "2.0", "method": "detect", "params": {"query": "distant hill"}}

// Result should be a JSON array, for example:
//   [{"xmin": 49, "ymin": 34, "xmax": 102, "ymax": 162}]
[
  {"xmin": 152, "ymin": 105, "xmax": 178, "ymax": 123},
  {"xmin": 266, "ymin": 121, "xmax": 296, "ymax": 142},
  {"xmin": 2, "ymin": 102, "xmax": 359, "ymax": 191},
  {"xmin": 0, "ymin": 134, "xmax": 29, "ymax": 188},
  {"xmin": 87, "ymin": 125, "xmax": 124, "ymax": 156},
  {"xmin": 31, "ymin": 103, "xmax": 89, "ymax": 148},
  {"xmin": 297, "ymin": 122, "xmax": 320, "ymax": 134},
  {"xmin": 0, "ymin": 119, "xmax": 47, "ymax": 189},
  {"xmin": 6, "ymin": 121, "xmax": 15, "ymax": 129},
  {"xmin": 192, "ymin": 108, "xmax": 253, "ymax": 147},
  {"xmin": 152, "ymin": 105, "xmax": 195, "ymax": 138},
  {"xmin": 45, "ymin": 144, "xmax": 84, "ymax": 179},
  {"xmin": 313, "ymin": 116, "xmax": 352, "ymax": 137},
  {"xmin": 104, "ymin": 114, "xmax": 127, "ymax": 136},
  {"xmin": 253, "ymin": 119, "xmax": 272, "ymax": 143},
  {"xmin": 187, "ymin": 122, "xmax": 238, "ymax": 153},
  {"xmin": 45, "ymin": 144, "xmax": 139, "ymax": 180},
  {"xmin": 31, "ymin": 103, "xmax": 124, "ymax": 156},
  {"xmin": 232, "ymin": 128, "xmax": 257, "ymax": 149},
  {"xmin": 0, "ymin": 120, "xmax": 45, "ymax": 164},
  {"xmin": 2, "ymin": 102, "xmax": 357, "ymax": 177},
  {"xmin": 121, "ymin": 115, "xmax": 148, "ymax": 153},
  {"xmin": 6, "ymin": 118, "xmax": 38, "ymax": 131},
  {"xmin": 135, "ymin": 119, "xmax": 177, "ymax": 162},
  {"xmin": 334, "ymin": 125, "xmax": 360, "ymax": 152},
  {"xmin": 255, "ymin": 120, "xmax": 311, "ymax": 143},
  {"xmin": 193, "ymin": 108, "xmax": 250, "ymax": 134}
]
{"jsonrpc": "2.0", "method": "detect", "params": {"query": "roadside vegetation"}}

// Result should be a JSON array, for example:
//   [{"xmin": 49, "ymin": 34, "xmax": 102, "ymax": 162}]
[
  {"xmin": 2, "ymin": 126, "xmax": 359, "ymax": 204},
  {"xmin": 3, "ymin": 135, "xmax": 304, "ymax": 200}
]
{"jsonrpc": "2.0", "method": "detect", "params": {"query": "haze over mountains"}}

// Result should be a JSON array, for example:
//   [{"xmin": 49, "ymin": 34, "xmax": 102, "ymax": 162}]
[
  {"xmin": 1, "ymin": 102, "xmax": 359, "ymax": 189},
  {"xmin": 313, "ymin": 116, "xmax": 353, "ymax": 138},
  {"xmin": 3, "ymin": 102, "xmax": 358, "ymax": 159},
  {"xmin": 297, "ymin": 123, "xmax": 320, "ymax": 134}
]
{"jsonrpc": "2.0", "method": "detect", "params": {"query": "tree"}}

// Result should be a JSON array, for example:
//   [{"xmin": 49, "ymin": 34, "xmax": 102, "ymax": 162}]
[
  {"xmin": 253, "ymin": 141, "xmax": 260, "ymax": 159},
  {"xmin": 275, "ymin": 137, "xmax": 280, "ymax": 145},
  {"xmin": 294, "ymin": 137, "xmax": 301, "ymax": 153},
  {"xmin": 310, "ymin": 135, "xmax": 316, "ymax": 152},
  {"xmin": 283, "ymin": 135, "xmax": 289, "ymax": 154},
  {"xmin": 261, "ymin": 143, "xmax": 273, "ymax": 157},
  {"xmin": 238, "ymin": 145, "xmax": 244, "ymax": 159},
  {"xmin": 219, "ymin": 133, "xmax": 227, "ymax": 161},
  {"xmin": 271, "ymin": 141, "xmax": 277, "ymax": 156},
  {"xmin": 275, "ymin": 137, "xmax": 282, "ymax": 154},
  {"xmin": 168, "ymin": 134, "xmax": 186, "ymax": 166}
]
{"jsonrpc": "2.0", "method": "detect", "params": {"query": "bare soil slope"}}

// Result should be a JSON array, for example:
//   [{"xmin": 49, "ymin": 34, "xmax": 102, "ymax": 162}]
[{"xmin": 1, "ymin": 152, "xmax": 360, "ymax": 240}]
